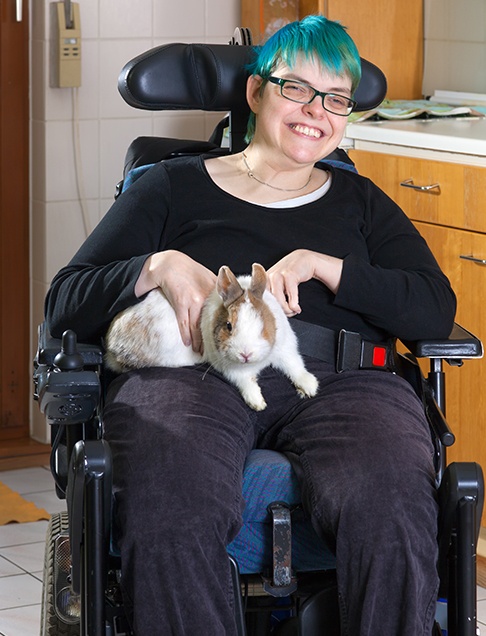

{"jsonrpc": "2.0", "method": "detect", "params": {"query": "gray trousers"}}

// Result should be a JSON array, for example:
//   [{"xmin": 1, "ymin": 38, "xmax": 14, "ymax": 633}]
[{"xmin": 103, "ymin": 358, "xmax": 439, "ymax": 636}]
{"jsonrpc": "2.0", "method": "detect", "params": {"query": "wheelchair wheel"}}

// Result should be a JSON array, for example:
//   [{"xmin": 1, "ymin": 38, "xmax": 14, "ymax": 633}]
[{"xmin": 40, "ymin": 511, "xmax": 80, "ymax": 636}]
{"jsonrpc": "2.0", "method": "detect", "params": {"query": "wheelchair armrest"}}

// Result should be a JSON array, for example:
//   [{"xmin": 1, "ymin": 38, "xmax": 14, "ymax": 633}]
[
  {"xmin": 34, "ymin": 323, "xmax": 103, "ymax": 427},
  {"xmin": 36, "ymin": 321, "xmax": 104, "ymax": 367},
  {"xmin": 402, "ymin": 323, "xmax": 483, "ymax": 361}
]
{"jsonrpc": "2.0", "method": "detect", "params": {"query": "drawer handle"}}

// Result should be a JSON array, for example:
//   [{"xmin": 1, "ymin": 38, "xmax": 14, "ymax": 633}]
[
  {"xmin": 399, "ymin": 178, "xmax": 441, "ymax": 194},
  {"xmin": 460, "ymin": 254, "xmax": 486, "ymax": 266}
]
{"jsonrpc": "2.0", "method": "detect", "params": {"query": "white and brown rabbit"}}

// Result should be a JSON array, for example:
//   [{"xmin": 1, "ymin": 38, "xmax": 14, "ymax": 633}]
[{"xmin": 105, "ymin": 263, "xmax": 318, "ymax": 411}]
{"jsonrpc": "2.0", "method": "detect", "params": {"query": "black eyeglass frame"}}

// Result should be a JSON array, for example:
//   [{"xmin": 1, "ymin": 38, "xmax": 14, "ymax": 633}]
[{"xmin": 267, "ymin": 76, "xmax": 357, "ymax": 116}]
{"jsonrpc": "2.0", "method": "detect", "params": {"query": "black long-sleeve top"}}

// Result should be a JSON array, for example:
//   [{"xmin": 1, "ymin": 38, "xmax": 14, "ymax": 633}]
[{"xmin": 45, "ymin": 155, "xmax": 456, "ymax": 344}]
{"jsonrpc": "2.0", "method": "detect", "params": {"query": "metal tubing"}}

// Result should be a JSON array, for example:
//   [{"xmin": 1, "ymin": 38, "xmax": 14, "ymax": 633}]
[
  {"xmin": 456, "ymin": 497, "xmax": 478, "ymax": 636},
  {"xmin": 84, "ymin": 475, "xmax": 106, "ymax": 636}
]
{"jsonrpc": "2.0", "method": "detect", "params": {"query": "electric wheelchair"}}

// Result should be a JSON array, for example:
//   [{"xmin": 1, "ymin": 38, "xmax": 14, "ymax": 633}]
[{"xmin": 34, "ymin": 30, "xmax": 485, "ymax": 636}]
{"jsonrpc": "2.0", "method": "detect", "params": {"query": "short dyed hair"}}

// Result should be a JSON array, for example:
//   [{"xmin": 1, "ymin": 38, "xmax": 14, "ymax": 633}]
[{"xmin": 245, "ymin": 15, "xmax": 361, "ymax": 142}]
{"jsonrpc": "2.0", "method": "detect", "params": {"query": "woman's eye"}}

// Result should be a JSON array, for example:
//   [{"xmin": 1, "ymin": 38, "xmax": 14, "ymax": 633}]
[
  {"xmin": 329, "ymin": 95, "xmax": 347, "ymax": 108},
  {"xmin": 285, "ymin": 83, "xmax": 309, "ymax": 97}
]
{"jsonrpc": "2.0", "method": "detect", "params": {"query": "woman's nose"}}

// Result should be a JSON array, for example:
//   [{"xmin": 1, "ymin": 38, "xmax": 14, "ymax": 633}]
[{"xmin": 302, "ymin": 95, "xmax": 327, "ymax": 118}]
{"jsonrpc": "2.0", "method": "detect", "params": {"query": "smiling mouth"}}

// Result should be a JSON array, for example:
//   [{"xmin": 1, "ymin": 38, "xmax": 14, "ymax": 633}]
[{"xmin": 290, "ymin": 124, "xmax": 323, "ymax": 138}]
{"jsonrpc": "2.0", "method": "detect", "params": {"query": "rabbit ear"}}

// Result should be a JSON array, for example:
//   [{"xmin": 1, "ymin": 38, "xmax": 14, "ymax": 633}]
[
  {"xmin": 250, "ymin": 263, "xmax": 267, "ymax": 300},
  {"xmin": 217, "ymin": 266, "xmax": 244, "ymax": 307}
]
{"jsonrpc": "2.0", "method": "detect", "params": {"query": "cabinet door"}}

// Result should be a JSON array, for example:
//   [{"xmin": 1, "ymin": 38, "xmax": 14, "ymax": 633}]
[
  {"xmin": 326, "ymin": 0, "xmax": 423, "ymax": 99},
  {"xmin": 241, "ymin": 0, "xmax": 423, "ymax": 99},
  {"xmin": 349, "ymin": 149, "xmax": 486, "ymax": 234},
  {"xmin": 412, "ymin": 221, "xmax": 486, "ymax": 473}
]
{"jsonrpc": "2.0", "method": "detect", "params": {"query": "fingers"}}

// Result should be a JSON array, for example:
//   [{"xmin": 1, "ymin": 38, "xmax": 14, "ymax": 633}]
[
  {"xmin": 175, "ymin": 301, "xmax": 204, "ymax": 352},
  {"xmin": 268, "ymin": 272, "xmax": 301, "ymax": 317},
  {"xmin": 145, "ymin": 251, "xmax": 216, "ymax": 351}
]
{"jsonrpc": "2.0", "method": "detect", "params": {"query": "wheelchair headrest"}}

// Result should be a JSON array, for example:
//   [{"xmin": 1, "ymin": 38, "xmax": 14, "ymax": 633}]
[{"xmin": 118, "ymin": 42, "xmax": 387, "ymax": 114}]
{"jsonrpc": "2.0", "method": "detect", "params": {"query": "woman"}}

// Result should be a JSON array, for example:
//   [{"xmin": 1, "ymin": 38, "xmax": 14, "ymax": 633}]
[{"xmin": 46, "ymin": 15, "xmax": 455, "ymax": 635}]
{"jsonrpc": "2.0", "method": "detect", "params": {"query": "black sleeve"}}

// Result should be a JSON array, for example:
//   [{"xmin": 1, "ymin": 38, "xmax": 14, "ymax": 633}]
[
  {"xmin": 333, "ymin": 177, "xmax": 456, "ymax": 340},
  {"xmin": 45, "ymin": 163, "xmax": 171, "ymax": 341}
]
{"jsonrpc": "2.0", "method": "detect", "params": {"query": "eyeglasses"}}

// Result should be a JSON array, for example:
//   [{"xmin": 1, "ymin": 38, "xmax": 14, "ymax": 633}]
[{"xmin": 267, "ymin": 76, "xmax": 356, "ymax": 116}]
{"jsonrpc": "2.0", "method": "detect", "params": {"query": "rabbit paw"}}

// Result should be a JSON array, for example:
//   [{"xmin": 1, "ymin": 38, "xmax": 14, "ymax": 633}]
[
  {"xmin": 294, "ymin": 372, "xmax": 319, "ymax": 399},
  {"xmin": 240, "ymin": 381, "xmax": 267, "ymax": 411}
]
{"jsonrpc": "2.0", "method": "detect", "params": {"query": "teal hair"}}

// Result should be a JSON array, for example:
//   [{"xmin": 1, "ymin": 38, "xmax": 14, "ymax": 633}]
[{"xmin": 245, "ymin": 15, "xmax": 361, "ymax": 142}]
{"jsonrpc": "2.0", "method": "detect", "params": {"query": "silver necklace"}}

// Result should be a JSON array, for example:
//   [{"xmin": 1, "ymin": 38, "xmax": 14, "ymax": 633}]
[{"xmin": 242, "ymin": 152, "xmax": 312, "ymax": 192}]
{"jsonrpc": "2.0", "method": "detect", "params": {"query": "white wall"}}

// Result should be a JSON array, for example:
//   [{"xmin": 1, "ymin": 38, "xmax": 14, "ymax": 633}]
[
  {"xmin": 423, "ymin": 0, "xmax": 486, "ymax": 95},
  {"xmin": 30, "ymin": 0, "xmax": 241, "ymax": 441}
]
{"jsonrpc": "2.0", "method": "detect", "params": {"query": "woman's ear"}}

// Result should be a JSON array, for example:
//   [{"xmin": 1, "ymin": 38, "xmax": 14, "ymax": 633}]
[{"xmin": 246, "ymin": 75, "xmax": 264, "ymax": 113}]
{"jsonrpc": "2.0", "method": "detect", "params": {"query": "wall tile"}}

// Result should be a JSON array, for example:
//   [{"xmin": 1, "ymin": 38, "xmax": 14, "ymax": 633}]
[
  {"xmin": 449, "ymin": 0, "xmax": 486, "ymax": 43},
  {"xmin": 424, "ymin": 0, "xmax": 486, "ymax": 93},
  {"xmin": 99, "ymin": 117, "xmax": 154, "ymax": 199},
  {"xmin": 422, "ymin": 40, "xmax": 452, "ymax": 95},
  {"xmin": 31, "ymin": 0, "xmax": 46, "ymax": 42},
  {"xmin": 31, "ymin": 39, "xmax": 46, "ymax": 123},
  {"xmin": 424, "ymin": 0, "xmax": 450, "ymax": 40},
  {"xmin": 31, "ymin": 201, "xmax": 47, "ymax": 284},
  {"xmin": 99, "ymin": 39, "xmax": 154, "ymax": 119},
  {"xmin": 31, "ymin": 278, "xmax": 50, "ymax": 443},
  {"xmin": 31, "ymin": 120, "xmax": 47, "ymax": 203},
  {"xmin": 100, "ymin": 0, "xmax": 154, "ymax": 39},
  {"xmin": 44, "ymin": 40, "xmax": 100, "ymax": 122},
  {"xmin": 44, "ymin": 200, "xmax": 101, "ymax": 282},
  {"xmin": 153, "ymin": 0, "xmax": 206, "ymax": 39},
  {"xmin": 77, "ymin": 0, "xmax": 100, "ymax": 40},
  {"xmin": 45, "ymin": 119, "xmax": 99, "ymax": 201},
  {"xmin": 152, "ymin": 112, "xmax": 210, "ymax": 141},
  {"xmin": 206, "ymin": 1, "xmax": 241, "ymax": 38},
  {"xmin": 449, "ymin": 41, "xmax": 486, "ymax": 92}
]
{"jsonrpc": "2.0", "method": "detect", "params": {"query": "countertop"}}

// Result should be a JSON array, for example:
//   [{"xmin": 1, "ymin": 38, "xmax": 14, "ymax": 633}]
[{"xmin": 345, "ymin": 117, "xmax": 486, "ymax": 157}]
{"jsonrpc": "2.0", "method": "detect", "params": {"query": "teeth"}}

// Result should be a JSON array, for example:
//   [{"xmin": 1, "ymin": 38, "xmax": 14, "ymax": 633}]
[{"xmin": 292, "ymin": 124, "xmax": 322, "ymax": 138}]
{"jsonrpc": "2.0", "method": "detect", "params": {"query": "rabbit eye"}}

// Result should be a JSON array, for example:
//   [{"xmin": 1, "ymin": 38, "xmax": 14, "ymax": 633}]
[{"xmin": 226, "ymin": 321, "xmax": 232, "ymax": 332}]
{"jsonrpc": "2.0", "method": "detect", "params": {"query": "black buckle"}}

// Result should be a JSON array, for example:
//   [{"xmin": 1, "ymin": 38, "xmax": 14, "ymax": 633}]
[{"xmin": 336, "ymin": 330, "xmax": 395, "ymax": 373}]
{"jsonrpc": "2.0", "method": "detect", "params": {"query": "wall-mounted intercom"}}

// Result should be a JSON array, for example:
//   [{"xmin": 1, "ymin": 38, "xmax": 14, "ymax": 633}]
[{"xmin": 50, "ymin": 1, "xmax": 81, "ymax": 88}]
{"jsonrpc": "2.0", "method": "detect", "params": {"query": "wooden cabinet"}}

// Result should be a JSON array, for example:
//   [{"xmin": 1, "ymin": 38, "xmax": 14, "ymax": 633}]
[
  {"xmin": 241, "ymin": 0, "xmax": 423, "ymax": 99},
  {"xmin": 350, "ymin": 149, "xmax": 486, "ymax": 495}
]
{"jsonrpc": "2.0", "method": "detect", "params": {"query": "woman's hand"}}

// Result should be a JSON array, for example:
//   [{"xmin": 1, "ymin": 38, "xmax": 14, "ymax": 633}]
[
  {"xmin": 267, "ymin": 249, "xmax": 343, "ymax": 316},
  {"xmin": 135, "ymin": 250, "xmax": 216, "ymax": 352}
]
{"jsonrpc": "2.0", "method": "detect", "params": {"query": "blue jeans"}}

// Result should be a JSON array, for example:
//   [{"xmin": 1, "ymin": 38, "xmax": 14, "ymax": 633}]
[{"xmin": 103, "ymin": 358, "xmax": 439, "ymax": 635}]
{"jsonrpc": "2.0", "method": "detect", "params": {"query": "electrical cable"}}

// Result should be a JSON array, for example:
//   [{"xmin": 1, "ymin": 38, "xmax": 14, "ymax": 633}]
[{"xmin": 72, "ymin": 86, "xmax": 91, "ymax": 238}]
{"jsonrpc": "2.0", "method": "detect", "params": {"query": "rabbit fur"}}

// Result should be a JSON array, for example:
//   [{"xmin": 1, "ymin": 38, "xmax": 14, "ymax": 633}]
[{"xmin": 105, "ymin": 263, "xmax": 318, "ymax": 411}]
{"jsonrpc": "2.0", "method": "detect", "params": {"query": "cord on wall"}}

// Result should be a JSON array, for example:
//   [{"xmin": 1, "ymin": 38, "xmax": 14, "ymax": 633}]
[{"xmin": 72, "ymin": 87, "xmax": 91, "ymax": 238}]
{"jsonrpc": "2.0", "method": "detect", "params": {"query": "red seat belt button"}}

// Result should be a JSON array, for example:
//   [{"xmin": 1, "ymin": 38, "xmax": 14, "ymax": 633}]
[{"xmin": 372, "ymin": 346, "xmax": 387, "ymax": 367}]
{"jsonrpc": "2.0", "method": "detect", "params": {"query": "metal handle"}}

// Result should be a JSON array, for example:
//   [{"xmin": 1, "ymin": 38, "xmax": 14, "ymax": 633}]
[
  {"xmin": 460, "ymin": 254, "xmax": 486, "ymax": 266},
  {"xmin": 15, "ymin": 0, "xmax": 22, "ymax": 21},
  {"xmin": 400, "ymin": 178, "xmax": 441, "ymax": 194}
]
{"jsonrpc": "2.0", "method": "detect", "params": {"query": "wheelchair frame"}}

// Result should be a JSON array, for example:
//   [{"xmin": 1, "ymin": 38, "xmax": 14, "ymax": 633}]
[
  {"xmin": 34, "ymin": 317, "xmax": 484, "ymax": 636},
  {"xmin": 34, "ymin": 35, "xmax": 485, "ymax": 636}
]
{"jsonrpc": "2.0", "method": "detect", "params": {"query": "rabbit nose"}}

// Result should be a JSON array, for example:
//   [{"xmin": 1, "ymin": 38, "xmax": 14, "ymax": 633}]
[{"xmin": 240, "ymin": 351, "xmax": 253, "ymax": 363}]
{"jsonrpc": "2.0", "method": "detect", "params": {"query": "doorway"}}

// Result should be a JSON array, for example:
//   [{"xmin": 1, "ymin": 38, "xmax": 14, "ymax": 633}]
[{"xmin": 0, "ymin": 0, "xmax": 30, "ymax": 441}]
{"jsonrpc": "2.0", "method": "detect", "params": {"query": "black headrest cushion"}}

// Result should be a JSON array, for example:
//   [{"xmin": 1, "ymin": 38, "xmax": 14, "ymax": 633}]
[{"xmin": 118, "ymin": 43, "xmax": 387, "ymax": 114}]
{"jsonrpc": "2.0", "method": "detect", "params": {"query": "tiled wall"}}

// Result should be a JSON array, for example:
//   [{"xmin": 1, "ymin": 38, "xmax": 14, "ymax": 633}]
[
  {"xmin": 423, "ymin": 0, "xmax": 486, "ymax": 96},
  {"xmin": 30, "ymin": 0, "xmax": 241, "ymax": 441}
]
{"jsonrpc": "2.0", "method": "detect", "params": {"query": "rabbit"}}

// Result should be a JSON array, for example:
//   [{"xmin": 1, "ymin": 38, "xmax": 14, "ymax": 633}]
[{"xmin": 105, "ymin": 263, "xmax": 319, "ymax": 411}]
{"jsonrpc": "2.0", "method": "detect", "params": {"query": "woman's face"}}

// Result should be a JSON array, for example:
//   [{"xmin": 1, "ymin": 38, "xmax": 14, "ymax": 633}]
[{"xmin": 247, "ymin": 55, "xmax": 352, "ymax": 167}]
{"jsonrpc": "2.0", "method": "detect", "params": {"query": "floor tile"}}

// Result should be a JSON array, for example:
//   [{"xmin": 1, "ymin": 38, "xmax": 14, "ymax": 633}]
[
  {"xmin": 478, "ymin": 598, "xmax": 486, "ymax": 625},
  {"xmin": 0, "ymin": 603, "xmax": 41, "ymax": 636},
  {"xmin": 0, "ymin": 556, "xmax": 24, "ymax": 578},
  {"xmin": 22, "ymin": 490, "xmax": 66, "ymax": 516},
  {"xmin": 0, "ymin": 573, "xmax": 42, "ymax": 610},
  {"xmin": 0, "ymin": 467, "xmax": 485, "ymax": 636},
  {"xmin": 0, "ymin": 521, "xmax": 48, "ymax": 549},
  {"xmin": 0, "ymin": 542, "xmax": 45, "ymax": 574},
  {"xmin": 0, "ymin": 467, "xmax": 53, "ymax": 495}
]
